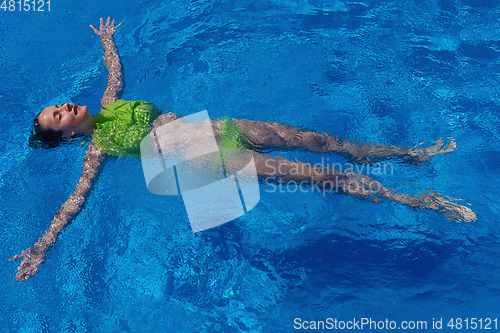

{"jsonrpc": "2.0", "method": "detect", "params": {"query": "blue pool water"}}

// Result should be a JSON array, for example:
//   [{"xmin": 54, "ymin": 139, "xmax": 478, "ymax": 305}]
[{"xmin": 1, "ymin": 0, "xmax": 500, "ymax": 331}]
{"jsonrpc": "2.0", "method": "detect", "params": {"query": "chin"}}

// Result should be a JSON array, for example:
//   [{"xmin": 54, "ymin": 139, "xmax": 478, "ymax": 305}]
[{"xmin": 80, "ymin": 106, "xmax": 91, "ymax": 120}]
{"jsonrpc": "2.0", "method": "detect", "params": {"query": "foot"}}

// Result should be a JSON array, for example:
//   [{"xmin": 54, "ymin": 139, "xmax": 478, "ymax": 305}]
[
  {"xmin": 407, "ymin": 137, "xmax": 457, "ymax": 164},
  {"xmin": 425, "ymin": 192, "xmax": 477, "ymax": 223}
]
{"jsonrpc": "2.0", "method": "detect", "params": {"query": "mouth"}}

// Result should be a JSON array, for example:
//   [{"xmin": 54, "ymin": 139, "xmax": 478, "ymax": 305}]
[{"xmin": 74, "ymin": 104, "xmax": 78, "ymax": 115}]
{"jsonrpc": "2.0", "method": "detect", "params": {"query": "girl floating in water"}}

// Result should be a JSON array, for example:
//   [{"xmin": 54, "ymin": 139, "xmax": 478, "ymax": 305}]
[{"xmin": 9, "ymin": 17, "xmax": 476, "ymax": 282}]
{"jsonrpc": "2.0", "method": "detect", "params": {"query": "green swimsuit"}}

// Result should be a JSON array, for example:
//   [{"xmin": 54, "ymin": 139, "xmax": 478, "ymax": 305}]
[
  {"xmin": 92, "ymin": 99, "xmax": 254, "ymax": 156},
  {"xmin": 93, "ymin": 100, "xmax": 160, "ymax": 156},
  {"xmin": 217, "ymin": 117, "xmax": 254, "ymax": 151}
]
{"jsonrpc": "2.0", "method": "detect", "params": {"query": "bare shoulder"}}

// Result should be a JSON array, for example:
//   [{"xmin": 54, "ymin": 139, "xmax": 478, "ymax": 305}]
[{"xmin": 85, "ymin": 142, "xmax": 106, "ymax": 160}]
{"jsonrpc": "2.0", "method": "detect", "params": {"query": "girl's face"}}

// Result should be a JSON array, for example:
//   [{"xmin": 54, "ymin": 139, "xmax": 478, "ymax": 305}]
[{"xmin": 39, "ymin": 103, "xmax": 93, "ymax": 136}]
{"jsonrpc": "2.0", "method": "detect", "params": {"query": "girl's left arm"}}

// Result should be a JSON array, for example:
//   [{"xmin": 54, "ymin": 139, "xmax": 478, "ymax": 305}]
[{"xmin": 90, "ymin": 17, "xmax": 124, "ymax": 107}]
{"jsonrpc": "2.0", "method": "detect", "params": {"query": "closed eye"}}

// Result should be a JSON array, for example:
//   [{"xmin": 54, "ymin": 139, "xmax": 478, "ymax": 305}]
[{"xmin": 54, "ymin": 111, "xmax": 61, "ymax": 123}]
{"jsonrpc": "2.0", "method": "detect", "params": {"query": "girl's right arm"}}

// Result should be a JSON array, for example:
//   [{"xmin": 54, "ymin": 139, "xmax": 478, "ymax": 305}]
[
  {"xmin": 9, "ymin": 144, "xmax": 106, "ymax": 281},
  {"xmin": 9, "ymin": 18, "xmax": 124, "ymax": 281}
]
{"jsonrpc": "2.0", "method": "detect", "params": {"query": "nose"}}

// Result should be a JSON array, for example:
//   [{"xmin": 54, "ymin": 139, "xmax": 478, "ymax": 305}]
[{"xmin": 61, "ymin": 103, "xmax": 73, "ymax": 112}]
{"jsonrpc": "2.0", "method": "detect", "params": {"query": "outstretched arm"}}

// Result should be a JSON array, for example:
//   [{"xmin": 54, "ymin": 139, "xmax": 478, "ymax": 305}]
[
  {"xmin": 9, "ymin": 145, "xmax": 106, "ymax": 281},
  {"xmin": 90, "ymin": 17, "xmax": 124, "ymax": 107},
  {"xmin": 9, "ymin": 18, "xmax": 124, "ymax": 281}
]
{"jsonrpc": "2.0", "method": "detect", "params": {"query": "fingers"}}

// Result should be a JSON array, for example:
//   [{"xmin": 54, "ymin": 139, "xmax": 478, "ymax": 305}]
[
  {"xmin": 8, "ymin": 255, "xmax": 21, "ymax": 262},
  {"xmin": 12, "ymin": 254, "xmax": 42, "ymax": 281},
  {"xmin": 89, "ymin": 24, "xmax": 99, "ymax": 34},
  {"xmin": 92, "ymin": 17, "xmax": 123, "ymax": 36}
]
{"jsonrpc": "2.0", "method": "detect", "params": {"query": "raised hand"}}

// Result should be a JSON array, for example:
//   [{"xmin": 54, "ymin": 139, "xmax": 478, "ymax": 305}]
[
  {"xmin": 9, "ymin": 243, "xmax": 47, "ymax": 281},
  {"xmin": 90, "ymin": 17, "xmax": 123, "ymax": 38}
]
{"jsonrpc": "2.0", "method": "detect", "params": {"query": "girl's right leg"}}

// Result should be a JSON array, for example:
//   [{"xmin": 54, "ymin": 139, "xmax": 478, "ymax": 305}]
[{"xmin": 247, "ymin": 152, "xmax": 476, "ymax": 222}]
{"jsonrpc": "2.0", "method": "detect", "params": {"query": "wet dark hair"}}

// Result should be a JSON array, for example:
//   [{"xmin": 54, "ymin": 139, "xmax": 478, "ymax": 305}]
[
  {"xmin": 28, "ymin": 112, "xmax": 66, "ymax": 149},
  {"xmin": 29, "ymin": 112, "xmax": 90, "ymax": 149}
]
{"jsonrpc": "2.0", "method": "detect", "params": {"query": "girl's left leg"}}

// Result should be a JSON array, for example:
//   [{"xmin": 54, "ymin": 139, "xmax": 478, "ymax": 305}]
[{"xmin": 228, "ymin": 118, "xmax": 455, "ymax": 164}]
